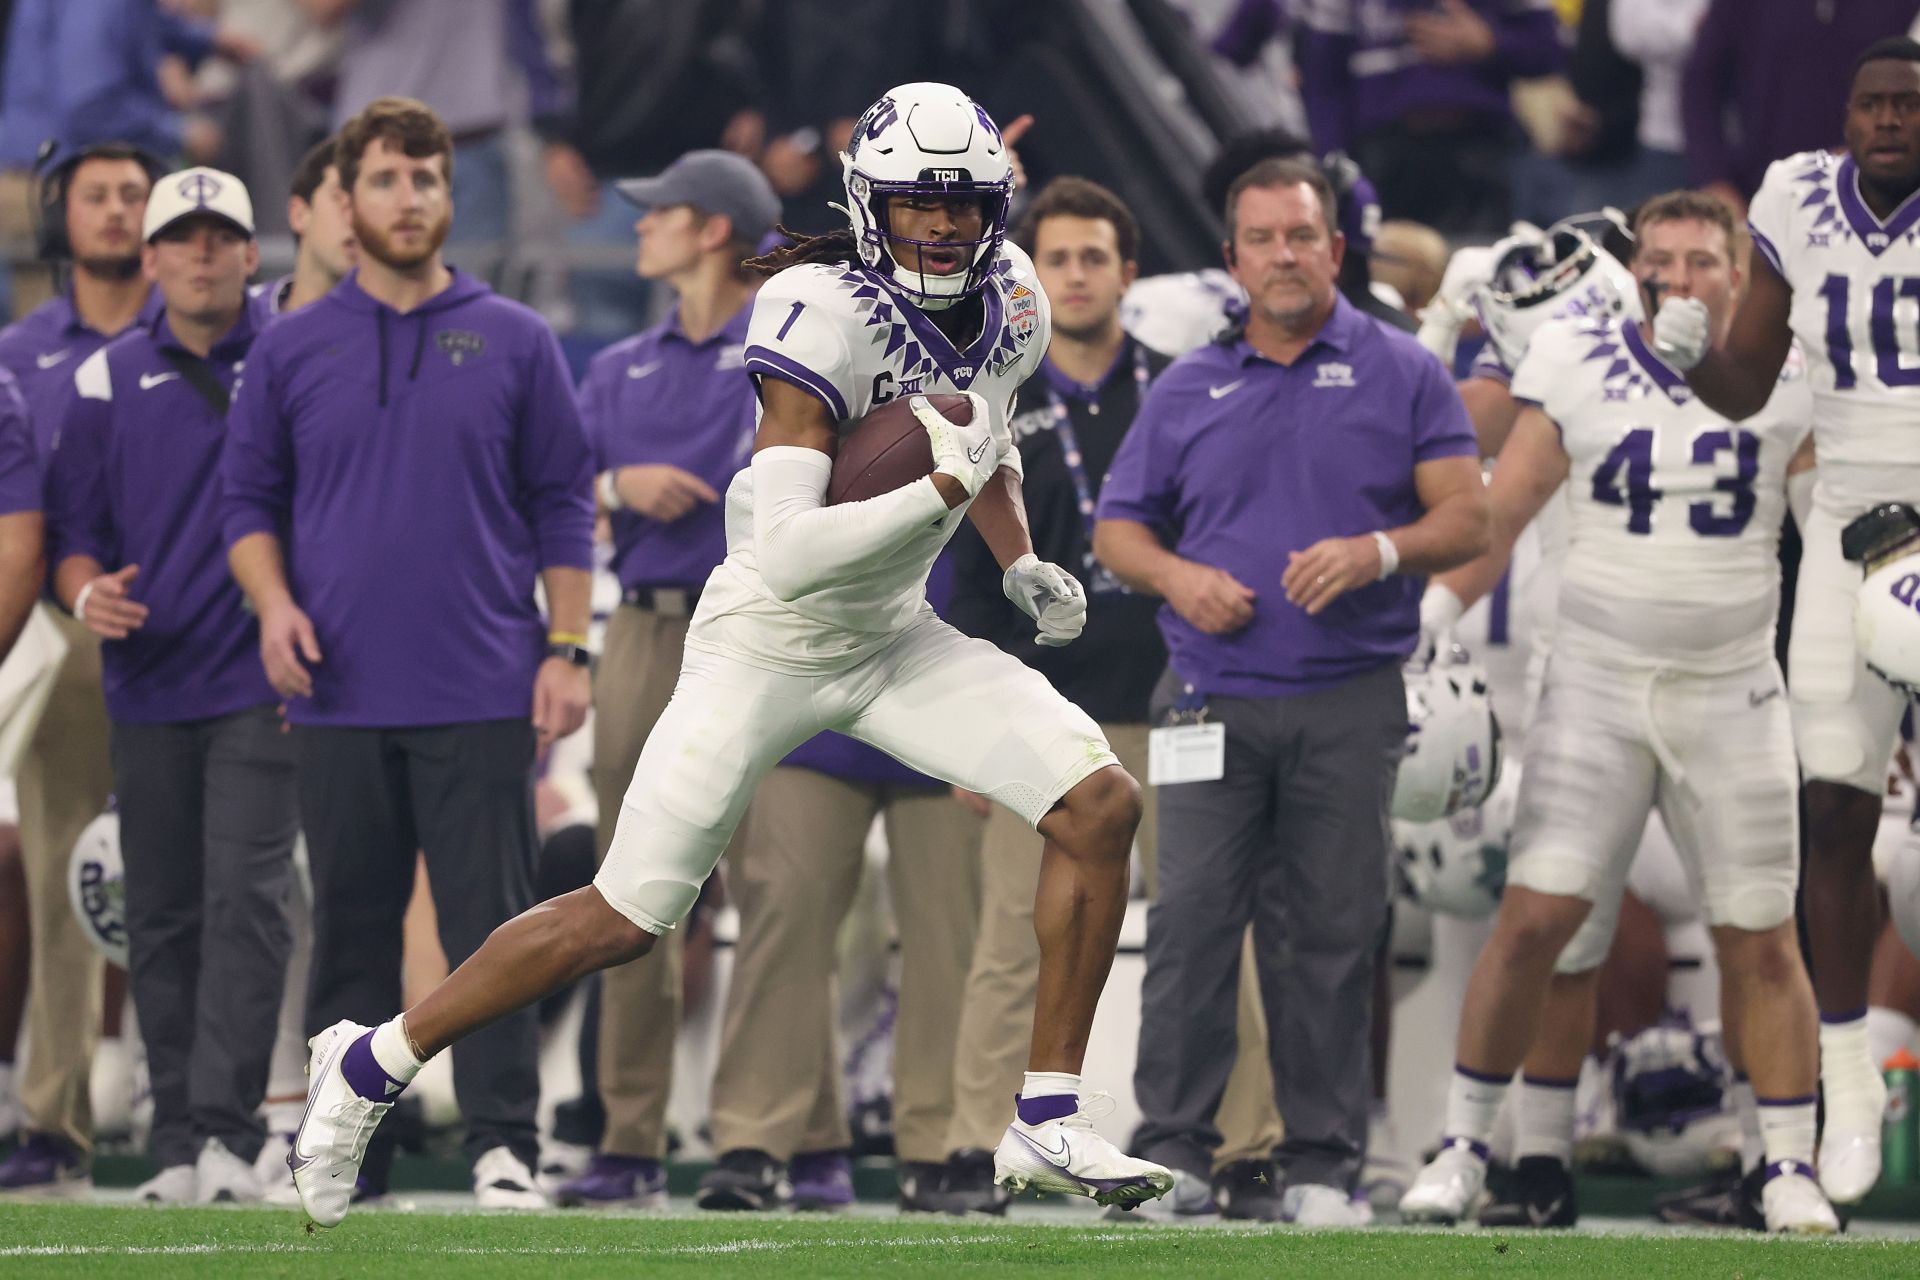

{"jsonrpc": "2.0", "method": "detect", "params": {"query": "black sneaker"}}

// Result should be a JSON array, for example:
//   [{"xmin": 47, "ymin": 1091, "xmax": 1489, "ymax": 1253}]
[
  {"xmin": 896, "ymin": 1160, "xmax": 948, "ymax": 1213},
  {"xmin": 940, "ymin": 1148, "xmax": 1009, "ymax": 1216},
  {"xmin": 695, "ymin": 1148, "xmax": 791, "ymax": 1211},
  {"xmin": 1650, "ymin": 1165, "xmax": 1765, "ymax": 1231},
  {"xmin": 1212, "ymin": 1158, "xmax": 1284, "ymax": 1221},
  {"xmin": 1477, "ymin": 1156, "xmax": 1577, "ymax": 1228}
]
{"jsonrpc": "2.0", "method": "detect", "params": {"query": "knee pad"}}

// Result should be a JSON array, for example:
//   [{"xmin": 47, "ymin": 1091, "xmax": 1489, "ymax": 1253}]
[{"xmin": 1708, "ymin": 881, "xmax": 1795, "ymax": 933}]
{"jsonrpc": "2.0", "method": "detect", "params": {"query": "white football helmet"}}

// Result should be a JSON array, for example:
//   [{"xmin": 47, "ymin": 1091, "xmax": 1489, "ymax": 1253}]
[
  {"xmin": 1393, "ymin": 647, "xmax": 1502, "ymax": 822},
  {"xmin": 1471, "ymin": 215, "xmax": 1640, "ymax": 371},
  {"xmin": 841, "ymin": 82, "xmax": 1013, "ymax": 309},
  {"xmin": 69, "ymin": 808, "xmax": 127, "ymax": 967},
  {"xmin": 1845, "ymin": 503, "xmax": 1920, "ymax": 696},
  {"xmin": 1611, "ymin": 1018, "xmax": 1740, "ymax": 1179},
  {"xmin": 1393, "ymin": 761, "xmax": 1518, "ymax": 919}
]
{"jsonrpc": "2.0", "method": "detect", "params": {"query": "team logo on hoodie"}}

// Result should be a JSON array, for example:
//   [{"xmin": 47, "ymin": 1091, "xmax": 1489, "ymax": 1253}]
[{"xmin": 437, "ymin": 330, "xmax": 486, "ymax": 366}]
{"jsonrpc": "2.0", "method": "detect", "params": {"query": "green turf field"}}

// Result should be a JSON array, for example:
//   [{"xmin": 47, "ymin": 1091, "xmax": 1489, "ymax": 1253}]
[{"xmin": 3, "ymin": 1204, "xmax": 1919, "ymax": 1279}]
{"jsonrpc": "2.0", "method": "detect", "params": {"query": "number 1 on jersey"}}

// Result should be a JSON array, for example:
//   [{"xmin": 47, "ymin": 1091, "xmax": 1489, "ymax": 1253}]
[
  {"xmin": 775, "ymin": 300, "xmax": 805, "ymax": 342},
  {"xmin": 1820, "ymin": 272, "xmax": 1920, "ymax": 389}
]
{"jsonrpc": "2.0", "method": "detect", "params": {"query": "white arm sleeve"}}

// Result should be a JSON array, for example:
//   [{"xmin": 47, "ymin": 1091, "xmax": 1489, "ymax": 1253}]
[{"xmin": 751, "ymin": 445, "xmax": 949, "ymax": 602}]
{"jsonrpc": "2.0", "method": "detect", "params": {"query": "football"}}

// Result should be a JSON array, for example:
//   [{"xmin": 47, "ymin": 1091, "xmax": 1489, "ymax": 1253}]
[{"xmin": 826, "ymin": 393, "xmax": 973, "ymax": 505}]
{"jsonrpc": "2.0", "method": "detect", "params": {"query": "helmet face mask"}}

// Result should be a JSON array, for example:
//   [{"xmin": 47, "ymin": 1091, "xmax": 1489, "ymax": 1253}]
[
  {"xmin": 842, "ymin": 83, "xmax": 1013, "ymax": 308},
  {"xmin": 1472, "ymin": 220, "xmax": 1639, "ymax": 369}
]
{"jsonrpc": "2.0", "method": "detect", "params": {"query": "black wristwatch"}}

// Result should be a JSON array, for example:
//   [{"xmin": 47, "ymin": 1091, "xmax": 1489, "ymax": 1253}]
[{"xmin": 546, "ymin": 641, "xmax": 591, "ymax": 668}]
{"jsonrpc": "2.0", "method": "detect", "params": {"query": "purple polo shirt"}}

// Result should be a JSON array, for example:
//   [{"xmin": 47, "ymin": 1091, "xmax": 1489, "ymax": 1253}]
[
  {"xmin": 579, "ymin": 300, "xmax": 756, "ymax": 592},
  {"xmin": 1097, "ymin": 294, "xmax": 1476, "ymax": 697},
  {"xmin": 0, "ymin": 371, "xmax": 39, "ymax": 516},
  {"xmin": 222, "ymin": 269, "xmax": 595, "ymax": 728},
  {"xmin": 47, "ymin": 308, "xmax": 275, "ymax": 724},
  {"xmin": 0, "ymin": 286, "xmax": 163, "ymax": 462}
]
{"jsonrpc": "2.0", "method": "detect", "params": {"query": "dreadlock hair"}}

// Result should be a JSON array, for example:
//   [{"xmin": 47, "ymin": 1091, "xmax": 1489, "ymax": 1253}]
[{"xmin": 744, "ymin": 223, "xmax": 860, "ymax": 276}]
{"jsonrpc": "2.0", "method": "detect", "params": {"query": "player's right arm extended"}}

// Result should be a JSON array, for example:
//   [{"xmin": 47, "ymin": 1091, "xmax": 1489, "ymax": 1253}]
[
  {"xmin": 1670, "ymin": 249, "xmax": 1793, "ymax": 420},
  {"xmin": 1426, "ymin": 405, "xmax": 1569, "ymax": 624},
  {"xmin": 749, "ymin": 378, "xmax": 973, "ymax": 602}
]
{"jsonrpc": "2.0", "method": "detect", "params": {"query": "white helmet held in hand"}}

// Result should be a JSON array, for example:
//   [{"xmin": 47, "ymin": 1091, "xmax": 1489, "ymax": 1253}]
[
  {"xmin": 1394, "ymin": 647, "xmax": 1502, "ymax": 822},
  {"xmin": 1844, "ymin": 502, "xmax": 1920, "ymax": 695},
  {"xmin": 1393, "ymin": 761, "xmax": 1518, "ymax": 919},
  {"xmin": 841, "ymin": 82, "xmax": 1013, "ymax": 308},
  {"xmin": 1472, "ymin": 215, "xmax": 1639, "ymax": 372},
  {"xmin": 69, "ymin": 807, "xmax": 127, "ymax": 967}
]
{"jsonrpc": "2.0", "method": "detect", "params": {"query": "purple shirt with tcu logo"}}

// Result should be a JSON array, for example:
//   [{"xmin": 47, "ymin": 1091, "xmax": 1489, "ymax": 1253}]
[
  {"xmin": 47, "ymin": 307, "xmax": 274, "ymax": 723},
  {"xmin": 578, "ymin": 300, "xmax": 756, "ymax": 592},
  {"xmin": 222, "ymin": 269, "xmax": 595, "ymax": 728},
  {"xmin": 1097, "ymin": 294, "xmax": 1477, "ymax": 697}
]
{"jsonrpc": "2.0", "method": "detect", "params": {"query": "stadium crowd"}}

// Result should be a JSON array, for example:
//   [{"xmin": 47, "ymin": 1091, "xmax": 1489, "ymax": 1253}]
[{"xmin": 3, "ymin": 0, "xmax": 1920, "ymax": 1240}]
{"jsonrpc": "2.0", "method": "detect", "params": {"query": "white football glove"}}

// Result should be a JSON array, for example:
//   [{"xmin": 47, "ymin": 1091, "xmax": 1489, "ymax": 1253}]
[
  {"xmin": 1652, "ymin": 295, "xmax": 1711, "ymax": 371},
  {"xmin": 1415, "ymin": 583, "xmax": 1464, "ymax": 667},
  {"xmin": 912, "ymin": 392, "xmax": 999, "ymax": 499},
  {"xmin": 1004, "ymin": 553, "xmax": 1087, "ymax": 647},
  {"xmin": 1416, "ymin": 243, "xmax": 1501, "ymax": 364}
]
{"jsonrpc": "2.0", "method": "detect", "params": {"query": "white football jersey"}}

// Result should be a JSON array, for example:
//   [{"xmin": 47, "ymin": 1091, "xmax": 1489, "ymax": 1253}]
[
  {"xmin": 689, "ymin": 243, "xmax": 1051, "ymax": 674},
  {"xmin": 1511, "ymin": 314, "xmax": 1811, "ymax": 672},
  {"xmin": 1749, "ymin": 149, "xmax": 1920, "ymax": 513}
]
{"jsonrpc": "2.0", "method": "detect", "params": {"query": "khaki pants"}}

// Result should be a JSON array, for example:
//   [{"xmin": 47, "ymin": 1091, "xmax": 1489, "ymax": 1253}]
[
  {"xmin": 17, "ymin": 611, "xmax": 112, "ymax": 1154},
  {"xmin": 708, "ymin": 766, "xmax": 982, "ymax": 1162},
  {"xmin": 590, "ymin": 606, "xmax": 689, "ymax": 1159},
  {"xmin": 943, "ymin": 722, "xmax": 1284, "ymax": 1166}
]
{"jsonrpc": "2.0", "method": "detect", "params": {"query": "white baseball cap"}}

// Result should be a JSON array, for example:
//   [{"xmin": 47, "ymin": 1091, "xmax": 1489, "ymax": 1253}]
[{"xmin": 143, "ymin": 167, "xmax": 255, "ymax": 242}]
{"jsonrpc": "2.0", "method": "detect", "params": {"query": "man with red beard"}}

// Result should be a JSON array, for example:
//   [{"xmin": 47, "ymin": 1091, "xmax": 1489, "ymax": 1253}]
[{"xmin": 221, "ymin": 96, "xmax": 595, "ymax": 1208}]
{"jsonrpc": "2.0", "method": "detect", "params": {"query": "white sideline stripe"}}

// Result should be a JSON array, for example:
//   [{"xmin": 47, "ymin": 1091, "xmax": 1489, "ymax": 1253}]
[{"xmin": 0, "ymin": 1233, "xmax": 1146, "ymax": 1260}]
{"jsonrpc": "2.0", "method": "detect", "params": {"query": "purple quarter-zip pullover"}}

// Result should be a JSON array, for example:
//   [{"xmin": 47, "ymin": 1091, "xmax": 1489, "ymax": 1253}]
[{"xmin": 222, "ymin": 269, "xmax": 595, "ymax": 727}]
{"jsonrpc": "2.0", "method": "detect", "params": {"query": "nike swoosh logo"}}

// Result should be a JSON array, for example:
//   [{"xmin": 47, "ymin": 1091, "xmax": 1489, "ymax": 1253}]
[
  {"xmin": 139, "ymin": 372, "xmax": 180, "ymax": 390},
  {"xmin": 626, "ymin": 361, "xmax": 662, "ymax": 380},
  {"xmin": 967, "ymin": 439, "xmax": 990, "ymax": 464},
  {"xmin": 1749, "ymin": 688, "xmax": 1781, "ymax": 707},
  {"xmin": 1527, "ymin": 1196, "xmax": 1566, "ymax": 1226},
  {"xmin": 1023, "ymin": 1131, "xmax": 1073, "ymax": 1169},
  {"xmin": 35, "ymin": 350, "xmax": 69, "ymax": 370},
  {"xmin": 1209, "ymin": 380, "xmax": 1245, "ymax": 400}
]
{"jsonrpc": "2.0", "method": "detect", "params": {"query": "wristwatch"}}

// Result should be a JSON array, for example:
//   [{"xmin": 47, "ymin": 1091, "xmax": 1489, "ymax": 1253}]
[{"xmin": 546, "ymin": 641, "xmax": 591, "ymax": 668}]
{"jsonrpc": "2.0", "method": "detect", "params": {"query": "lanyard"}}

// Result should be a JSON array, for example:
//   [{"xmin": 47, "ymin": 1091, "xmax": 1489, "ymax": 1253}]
[{"xmin": 1042, "ymin": 344, "xmax": 1152, "ymax": 594}]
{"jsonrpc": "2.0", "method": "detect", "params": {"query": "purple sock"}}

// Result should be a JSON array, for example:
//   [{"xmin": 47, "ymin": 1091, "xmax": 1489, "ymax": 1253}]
[
  {"xmin": 340, "ymin": 1031, "xmax": 406, "ymax": 1103},
  {"xmin": 1015, "ymin": 1092, "xmax": 1077, "ymax": 1126}
]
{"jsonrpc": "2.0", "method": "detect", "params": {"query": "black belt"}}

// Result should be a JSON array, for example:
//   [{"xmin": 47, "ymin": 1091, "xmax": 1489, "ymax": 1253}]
[{"xmin": 622, "ymin": 585, "xmax": 701, "ymax": 617}]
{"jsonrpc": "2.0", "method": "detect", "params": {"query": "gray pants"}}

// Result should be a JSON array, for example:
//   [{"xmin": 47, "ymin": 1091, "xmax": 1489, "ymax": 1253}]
[
  {"xmin": 1134, "ymin": 662, "xmax": 1404, "ymax": 1191},
  {"xmin": 113, "ymin": 704, "xmax": 299, "ymax": 1169},
  {"xmin": 294, "ymin": 719, "xmax": 541, "ymax": 1180}
]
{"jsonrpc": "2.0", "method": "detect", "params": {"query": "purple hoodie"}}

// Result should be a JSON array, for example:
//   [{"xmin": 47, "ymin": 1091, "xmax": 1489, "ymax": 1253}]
[{"xmin": 222, "ymin": 269, "xmax": 595, "ymax": 728}]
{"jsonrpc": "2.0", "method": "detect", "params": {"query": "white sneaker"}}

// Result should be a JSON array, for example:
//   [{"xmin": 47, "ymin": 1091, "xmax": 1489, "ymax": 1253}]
[
  {"xmin": 1762, "ymin": 1160, "xmax": 1841, "ymax": 1234},
  {"xmin": 1103, "ymin": 1167, "xmax": 1216, "ymax": 1222},
  {"xmin": 194, "ymin": 1137, "xmax": 262, "ymax": 1204},
  {"xmin": 535, "ymin": 1138, "xmax": 592, "ymax": 1200},
  {"xmin": 1283, "ymin": 1183, "xmax": 1375, "ymax": 1227},
  {"xmin": 473, "ymin": 1146, "xmax": 547, "ymax": 1209},
  {"xmin": 1817, "ymin": 1067, "xmax": 1886, "ymax": 1204},
  {"xmin": 135, "ymin": 1164, "xmax": 196, "ymax": 1205},
  {"xmin": 254, "ymin": 1132, "xmax": 302, "ymax": 1207},
  {"xmin": 1398, "ymin": 1139, "xmax": 1488, "ymax": 1225},
  {"xmin": 288, "ymin": 1020, "xmax": 394, "ymax": 1228},
  {"xmin": 993, "ymin": 1095, "xmax": 1175, "ymax": 1211}
]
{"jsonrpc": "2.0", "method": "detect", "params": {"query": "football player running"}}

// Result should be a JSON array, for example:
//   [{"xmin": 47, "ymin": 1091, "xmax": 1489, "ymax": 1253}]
[
  {"xmin": 282, "ymin": 83, "xmax": 1172, "ymax": 1228},
  {"xmin": 1650, "ymin": 36, "xmax": 1920, "ymax": 1204},
  {"xmin": 1399, "ymin": 192, "xmax": 1838, "ymax": 1235}
]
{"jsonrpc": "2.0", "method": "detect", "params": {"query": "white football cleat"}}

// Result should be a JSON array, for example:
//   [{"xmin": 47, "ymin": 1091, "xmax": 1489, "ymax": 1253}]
[
  {"xmin": 1283, "ymin": 1182, "xmax": 1375, "ymax": 1227},
  {"xmin": 472, "ymin": 1147, "xmax": 547, "ymax": 1209},
  {"xmin": 195, "ymin": 1137, "xmax": 262, "ymax": 1204},
  {"xmin": 1762, "ymin": 1160, "xmax": 1840, "ymax": 1234},
  {"xmin": 1398, "ymin": 1138, "xmax": 1488, "ymax": 1224},
  {"xmin": 135, "ymin": 1164, "xmax": 196, "ymax": 1205},
  {"xmin": 993, "ymin": 1095, "xmax": 1174, "ymax": 1211},
  {"xmin": 1102, "ymin": 1167, "xmax": 1216, "ymax": 1222},
  {"xmin": 288, "ymin": 1020, "xmax": 393, "ymax": 1228},
  {"xmin": 1817, "ymin": 1070, "xmax": 1886, "ymax": 1204}
]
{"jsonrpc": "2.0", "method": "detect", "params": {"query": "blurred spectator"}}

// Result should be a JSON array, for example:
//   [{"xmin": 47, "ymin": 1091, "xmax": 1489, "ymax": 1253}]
[
  {"xmin": 304, "ymin": 0, "xmax": 563, "ymax": 249},
  {"xmin": 698, "ymin": 719, "xmax": 982, "ymax": 1214},
  {"xmin": 221, "ymin": 97, "xmax": 594, "ymax": 1206},
  {"xmin": 1294, "ymin": 0, "xmax": 1566, "ymax": 239},
  {"xmin": 0, "ymin": 146, "xmax": 157, "ymax": 1198},
  {"xmin": 1509, "ymin": 0, "xmax": 1649, "ymax": 223},
  {"xmin": 0, "ymin": 377, "xmax": 43, "ymax": 1142},
  {"xmin": 1607, "ymin": 0, "xmax": 1704, "ymax": 198},
  {"xmin": 256, "ymin": 135, "xmax": 357, "ymax": 315},
  {"xmin": 1682, "ymin": 0, "xmax": 1920, "ymax": 212},
  {"xmin": 550, "ymin": 150, "xmax": 774, "ymax": 1211},
  {"xmin": 1094, "ymin": 157, "xmax": 1487, "ymax": 1226},
  {"xmin": 1371, "ymin": 219, "xmax": 1450, "ymax": 314},
  {"xmin": 538, "ymin": 1, "xmax": 767, "ymax": 338},
  {"xmin": 48, "ymin": 167, "xmax": 297, "ymax": 1205}
]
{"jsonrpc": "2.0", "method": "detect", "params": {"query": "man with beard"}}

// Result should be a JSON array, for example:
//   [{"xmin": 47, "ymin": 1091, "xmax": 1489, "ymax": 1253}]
[
  {"xmin": 222, "ymin": 96, "xmax": 595, "ymax": 1208},
  {"xmin": 0, "ymin": 142, "xmax": 160, "ymax": 1198}
]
